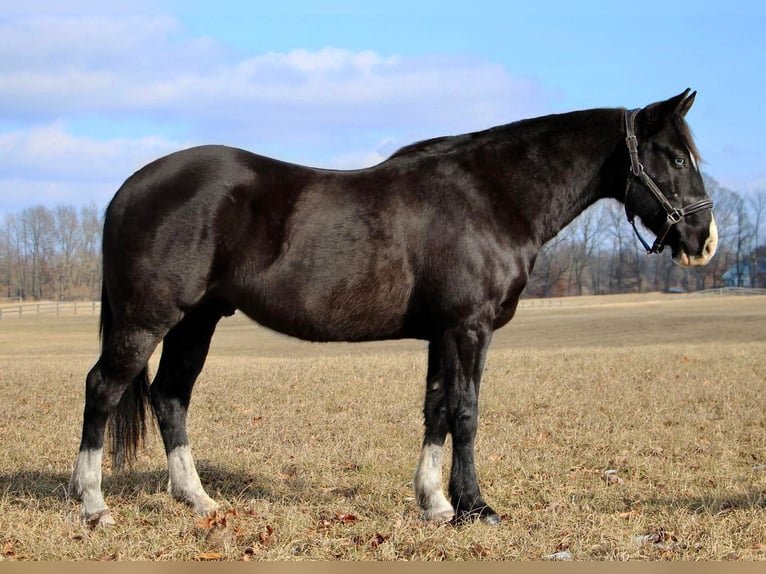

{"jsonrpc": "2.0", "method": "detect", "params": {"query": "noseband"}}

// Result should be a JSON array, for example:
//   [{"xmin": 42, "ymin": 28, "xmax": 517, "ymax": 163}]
[{"xmin": 623, "ymin": 109, "xmax": 714, "ymax": 254}]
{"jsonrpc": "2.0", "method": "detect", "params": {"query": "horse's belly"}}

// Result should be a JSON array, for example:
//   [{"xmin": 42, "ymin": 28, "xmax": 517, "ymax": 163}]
[{"xmin": 237, "ymin": 261, "xmax": 414, "ymax": 342}]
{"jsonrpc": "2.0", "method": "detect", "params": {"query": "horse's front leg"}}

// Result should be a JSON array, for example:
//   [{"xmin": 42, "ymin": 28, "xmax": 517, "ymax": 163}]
[
  {"xmin": 443, "ymin": 323, "xmax": 500, "ymax": 524},
  {"xmin": 414, "ymin": 342, "xmax": 454, "ymax": 523}
]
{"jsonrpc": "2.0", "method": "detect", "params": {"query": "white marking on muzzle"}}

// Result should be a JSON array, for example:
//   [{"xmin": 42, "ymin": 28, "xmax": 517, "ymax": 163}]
[
  {"xmin": 704, "ymin": 215, "xmax": 718, "ymax": 259},
  {"xmin": 679, "ymin": 214, "xmax": 718, "ymax": 267}
]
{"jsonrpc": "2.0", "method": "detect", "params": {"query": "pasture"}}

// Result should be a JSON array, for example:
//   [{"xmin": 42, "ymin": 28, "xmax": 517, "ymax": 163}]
[{"xmin": 0, "ymin": 293, "xmax": 764, "ymax": 560}]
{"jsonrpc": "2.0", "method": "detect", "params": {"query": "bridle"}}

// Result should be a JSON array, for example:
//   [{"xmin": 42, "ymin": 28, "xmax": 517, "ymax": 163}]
[{"xmin": 623, "ymin": 108, "xmax": 714, "ymax": 254}]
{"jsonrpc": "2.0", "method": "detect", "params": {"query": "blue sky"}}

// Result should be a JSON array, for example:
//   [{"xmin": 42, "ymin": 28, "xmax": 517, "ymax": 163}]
[{"xmin": 1, "ymin": 0, "xmax": 764, "ymax": 214}]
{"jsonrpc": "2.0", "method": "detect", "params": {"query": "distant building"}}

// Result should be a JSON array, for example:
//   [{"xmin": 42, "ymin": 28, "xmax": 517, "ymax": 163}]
[{"xmin": 722, "ymin": 249, "xmax": 766, "ymax": 288}]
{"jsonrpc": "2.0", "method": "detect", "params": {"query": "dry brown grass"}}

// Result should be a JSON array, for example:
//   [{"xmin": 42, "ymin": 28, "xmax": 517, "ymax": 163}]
[{"xmin": 0, "ymin": 294, "xmax": 764, "ymax": 561}]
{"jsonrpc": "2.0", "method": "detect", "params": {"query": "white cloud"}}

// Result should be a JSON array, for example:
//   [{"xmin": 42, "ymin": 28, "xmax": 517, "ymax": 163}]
[
  {"xmin": 0, "ymin": 16, "xmax": 549, "ymax": 132},
  {"xmin": 0, "ymin": 123, "xmax": 189, "ymax": 213},
  {"xmin": 0, "ymin": 123, "xmax": 188, "ymax": 181},
  {"xmin": 0, "ymin": 14, "xmax": 553, "ymax": 212}
]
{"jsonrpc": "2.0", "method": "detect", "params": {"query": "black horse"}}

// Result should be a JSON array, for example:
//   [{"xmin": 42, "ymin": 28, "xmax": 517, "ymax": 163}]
[{"xmin": 70, "ymin": 90, "xmax": 717, "ymax": 527}]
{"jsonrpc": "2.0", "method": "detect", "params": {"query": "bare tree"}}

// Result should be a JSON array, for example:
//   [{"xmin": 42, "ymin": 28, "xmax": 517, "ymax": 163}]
[
  {"xmin": 53, "ymin": 205, "xmax": 81, "ymax": 300},
  {"xmin": 565, "ymin": 204, "xmax": 605, "ymax": 295},
  {"xmin": 731, "ymin": 194, "xmax": 753, "ymax": 286},
  {"xmin": 78, "ymin": 203, "xmax": 102, "ymax": 297},
  {"xmin": 747, "ymin": 190, "xmax": 766, "ymax": 287},
  {"xmin": 0, "ymin": 216, "xmax": 10, "ymax": 298},
  {"xmin": 526, "ymin": 231, "xmax": 569, "ymax": 297}
]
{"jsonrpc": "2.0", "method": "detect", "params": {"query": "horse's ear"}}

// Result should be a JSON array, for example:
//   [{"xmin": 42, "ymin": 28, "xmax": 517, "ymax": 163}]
[
  {"xmin": 638, "ymin": 89, "xmax": 694, "ymax": 135},
  {"xmin": 676, "ymin": 90, "xmax": 696, "ymax": 117}
]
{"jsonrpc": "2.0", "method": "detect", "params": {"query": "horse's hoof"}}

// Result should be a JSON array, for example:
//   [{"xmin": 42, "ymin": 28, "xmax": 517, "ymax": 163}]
[
  {"xmin": 480, "ymin": 512, "xmax": 502, "ymax": 526},
  {"xmin": 423, "ymin": 508, "xmax": 455, "ymax": 524},
  {"xmin": 453, "ymin": 505, "xmax": 501, "ymax": 526},
  {"xmin": 84, "ymin": 509, "xmax": 115, "ymax": 528}
]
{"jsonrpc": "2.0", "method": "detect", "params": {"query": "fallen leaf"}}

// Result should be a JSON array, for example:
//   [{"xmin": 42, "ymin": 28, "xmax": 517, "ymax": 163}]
[
  {"xmin": 750, "ymin": 543, "xmax": 766, "ymax": 552},
  {"xmin": 633, "ymin": 528, "xmax": 677, "ymax": 545},
  {"xmin": 471, "ymin": 542, "xmax": 490, "ymax": 557},
  {"xmin": 97, "ymin": 553, "xmax": 119, "ymax": 561},
  {"xmin": 335, "ymin": 512, "xmax": 358, "ymax": 524},
  {"xmin": 240, "ymin": 547, "xmax": 258, "ymax": 561},
  {"xmin": 2, "ymin": 540, "xmax": 18, "ymax": 557},
  {"xmin": 259, "ymin": 525, "xmax": 275, "ymax": 547},
  {"xmin": 196, "ymin": 511, "xmax": 226, "ymax": 530},
  {"xmin": 195, "ymin": 552, "xmax": 224, "ymax": 561},
  {"xmin": 370, "ymin": 532, "xmax": 390, "ymax": 550}
]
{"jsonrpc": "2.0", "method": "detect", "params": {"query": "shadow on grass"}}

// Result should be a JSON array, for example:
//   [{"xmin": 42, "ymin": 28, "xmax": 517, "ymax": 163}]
[
  {"xmin": 0, "ymin": 462, "xmax": 360, "ymax": 509},
  {"xmin": 643, "ymin": 488, "xmax": 766, "ymax": 515}
]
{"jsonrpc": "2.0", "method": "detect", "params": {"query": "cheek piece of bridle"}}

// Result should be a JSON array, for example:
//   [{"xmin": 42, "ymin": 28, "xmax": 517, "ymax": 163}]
[{"xmin": 623, "ymin": 108, "xmax": 714, "ymax": 255}]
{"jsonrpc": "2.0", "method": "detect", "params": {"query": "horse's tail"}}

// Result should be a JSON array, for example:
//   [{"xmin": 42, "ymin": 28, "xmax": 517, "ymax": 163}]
[{"xmin": 101, "ymin": 281, "xmax": 153, "ymax": 471}]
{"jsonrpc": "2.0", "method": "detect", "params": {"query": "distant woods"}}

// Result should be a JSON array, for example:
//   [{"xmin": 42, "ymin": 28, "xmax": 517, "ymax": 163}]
[
  {"xmin": 1, "ymin": 173, "xmax": 764, "ymax": 302},
  {"xmin": 1, "ymin": 204, "xmax": 101, "ymax": 301}
]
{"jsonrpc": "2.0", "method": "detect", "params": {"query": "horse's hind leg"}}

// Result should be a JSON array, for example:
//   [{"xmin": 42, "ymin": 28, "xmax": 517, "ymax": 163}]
[
  {"xmin": 150, "ymin": 302, "xmax": 226, "ymax": 515},
  {"xmin": 69, "ymin": 327, "xmax": 162, "ymax": 527}
]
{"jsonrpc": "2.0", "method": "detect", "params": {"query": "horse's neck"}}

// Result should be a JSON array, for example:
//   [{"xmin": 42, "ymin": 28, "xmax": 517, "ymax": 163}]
[{"xmin": 497, "ymin": 109, "xmax": 626, "ymax": 246}]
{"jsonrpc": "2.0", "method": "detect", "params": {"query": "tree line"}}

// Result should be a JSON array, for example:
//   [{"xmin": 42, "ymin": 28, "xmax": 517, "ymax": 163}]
[
  {"xmin": 1, "ymin": 204, "xmax": 101, "ymax": 301},
  {"xmin": 1, "ymin": 174, "xmax": 764, "ymax": 302}
]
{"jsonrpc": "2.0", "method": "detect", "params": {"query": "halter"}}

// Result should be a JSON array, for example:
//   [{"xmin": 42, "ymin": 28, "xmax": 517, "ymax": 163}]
[{"xmin": 623, "ymin": 109, "xmax": 714, "ymax": 254}]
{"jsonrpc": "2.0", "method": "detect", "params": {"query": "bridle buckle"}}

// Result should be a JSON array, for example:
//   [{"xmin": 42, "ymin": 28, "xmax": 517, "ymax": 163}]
[{"xmin": 667, "ymin": 209, "xmax": 683, "ymax": 224}]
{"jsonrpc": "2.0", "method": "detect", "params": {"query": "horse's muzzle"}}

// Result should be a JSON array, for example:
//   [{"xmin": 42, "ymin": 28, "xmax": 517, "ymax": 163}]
[{"xmin": 674, "ymin": 216, "xmax": 718, "ymax": 267}]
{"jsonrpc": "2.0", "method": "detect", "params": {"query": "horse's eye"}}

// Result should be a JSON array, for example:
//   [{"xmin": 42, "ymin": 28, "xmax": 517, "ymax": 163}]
[{"xmin": 674, "ymin": 157, "xmax": 687, "ymax": 168}]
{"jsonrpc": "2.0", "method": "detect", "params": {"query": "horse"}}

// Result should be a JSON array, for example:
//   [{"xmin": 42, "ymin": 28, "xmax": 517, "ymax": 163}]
[{"xmin": 69, "ymin": 89, "xmax": 717, "ymax": 527}]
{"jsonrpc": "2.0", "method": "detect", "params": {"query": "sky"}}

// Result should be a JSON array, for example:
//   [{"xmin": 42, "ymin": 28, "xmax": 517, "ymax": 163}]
[{"xmin": 1, "ymin": 0, "xmax": 764, "ymax": 215}]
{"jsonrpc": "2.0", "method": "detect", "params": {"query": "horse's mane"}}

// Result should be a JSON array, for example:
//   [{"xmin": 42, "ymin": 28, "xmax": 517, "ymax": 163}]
[
  {"xmin": 388, "ymin": 109, "xmax": 703, "ymax": 166},
  {"xmin": 673, "ymin": 114, "xmax": 702, "ymax": 164}
]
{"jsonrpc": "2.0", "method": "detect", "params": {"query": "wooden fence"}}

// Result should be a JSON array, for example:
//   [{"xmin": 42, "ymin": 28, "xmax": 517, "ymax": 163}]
[
  {"xmin": 2, "ymin": 288, "xmax": 764, "ymax": 320},
  {"xmin": 0, "ymin": 301, "xmax": 101, "ymax": 319}
]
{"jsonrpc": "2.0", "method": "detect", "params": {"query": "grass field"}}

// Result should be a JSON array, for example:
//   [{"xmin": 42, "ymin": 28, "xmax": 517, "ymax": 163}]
[{"xmin": 0, "ymin": 293, "xmax": 764, "ymax": 561}]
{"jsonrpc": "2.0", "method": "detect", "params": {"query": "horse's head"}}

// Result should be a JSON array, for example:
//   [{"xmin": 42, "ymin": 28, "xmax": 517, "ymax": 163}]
[{"xmin": 624, "ymin": 89, "xmax": 717, "ymax": 267}]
